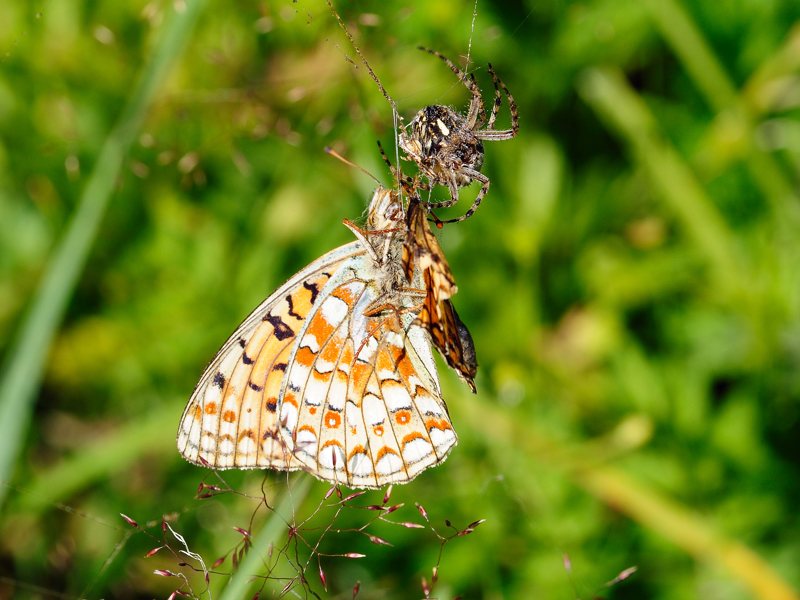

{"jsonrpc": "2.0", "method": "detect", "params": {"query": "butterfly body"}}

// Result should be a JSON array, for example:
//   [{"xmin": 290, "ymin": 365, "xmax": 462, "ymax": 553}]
[{"xmin": 177, "ymin": 188, "xmax": 458, "ymax": 489}]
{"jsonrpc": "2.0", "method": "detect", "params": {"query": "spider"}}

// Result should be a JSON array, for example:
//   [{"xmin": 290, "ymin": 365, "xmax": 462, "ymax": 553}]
[
  {"xmin": 397, "ymin": 47, "xmax": 519, "ymax": 224},
  {"xmin": 327, "ymin": 4, "xmax": 518, "ymax": 223}
]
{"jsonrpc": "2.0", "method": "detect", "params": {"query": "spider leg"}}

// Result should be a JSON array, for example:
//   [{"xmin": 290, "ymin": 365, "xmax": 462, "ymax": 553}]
[
  {"xmin": 466, "ymin": 73, "xmax": 487, "ymax": 130},
  {"xmin": 474, "ymin": 63, "xmax": 519, "ymax": 140},
  {"xmin": 439, "ymin": 169, "xmax": 490, "ymax": 223},
  {"xmin": 486, "ymin": 64, "xmax": 503, "ymax": 130},
  {"xmin": 425, "ymin": 172, "xmax": 461, "ymax": 210},
  {"xmin": 418, "ymin": 46, "xmax": 485, "ymax": 114}
]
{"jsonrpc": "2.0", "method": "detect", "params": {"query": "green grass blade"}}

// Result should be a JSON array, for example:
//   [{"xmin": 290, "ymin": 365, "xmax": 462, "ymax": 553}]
[
  {"xmin": 14, "ymin": 403, "xmax": 179, "ymax": 515},
  {"xmin": 643, "ymin": 0, "xmax": 798, "ymax": 216},
  {"xmin": 577, "ymin": 66, "xmax": 743, "ymax": 293},
  {"xmin": 0, "ymin": 0, "xmax": 210, "ymax": 509}
]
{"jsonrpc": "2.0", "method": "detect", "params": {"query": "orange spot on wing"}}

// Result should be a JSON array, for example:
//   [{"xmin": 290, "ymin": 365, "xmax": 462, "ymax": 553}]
[
  {"xmin": 395, "ymin": 410, "xmax": 411, "ymax": 425},
  {"xmin": 283, "ymin": 393, "xmax": 298, "ymax": 408},
  {"xmin": 321, "ymin": 335, "xmax": 345, "ymax": 364},
  {"xmin": 348, "ymin": 445, "xmax": 367, "ymax": 460},
  {"xmin": 312, "ymin": 366, "xmax": 332, "ymax": 383},
  {"xmin": 238, "ymin": 429, "xmax": 255, "ymax": 441},
  {"xmin": 263, "ymin": 344, "xmax": 293, "ymax": 399},
  {"xmin": 339, "ymin": 343, "xmax": 354, "ymax": 366},
  {"xmin": 193, "ymin": 406, "xmax": 202, "ymax": 421},
  {"xmin": 332, "ymin": 285, "xmax": 357, "ymax": 304},
  {"xmin": 375, "ymin": 350, "xmax": 394, "ymax": 373},
  {"xmin": 309, "ymin": 406, "xmax": 317, "ymax": 415},
  {"xmin": 307, "ymin": 315, "xmax": 335, "ymax": 347},
  {"xmin": 325, "ymin": 411, "xmax": 341, "ymax": 428},
  {"xmin": 204, "ymin": 402, "xmax": 217, "ymax": 415},
  {"xmin": 373, "ymin": 425, "xmax": 384, "ymax": 437},
  {"xmin": 298, "ymin": 425, "xmax": 316, "ymax": 435},
  {"xmin": 350, "ymin": 363, "xmax": 372, "ymax": 392},
  {"xmin": 322, "ymin": 439, "xmax": 343, "ymax": 449},
  {"xmin": 223, "ymin": 410, "xmax": 237, "ymax": 423},
  {"xmin": 395, "ymin": 353, "xmax": 417, "ymax": 380},
  {"xmin": 376, "ymin": 446, "xmax": 399, "ymax": 461},
  {"xmin": 425, "ymin": 418, "xmax": 453, "ymax": 432},
  {"xmin": 294, "ymin": 346, "xmax": 316, "ymax": 367},
  {"xmin": 247, "ymin": 336, "xmax": 291, "ymax": 392},
  {"xmin": 402, "ymin": 431, "xmax": 428, "ymax": 446}
]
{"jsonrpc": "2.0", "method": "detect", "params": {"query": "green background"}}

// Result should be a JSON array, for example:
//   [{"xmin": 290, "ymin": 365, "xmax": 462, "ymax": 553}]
[{"xmin": 1, "ymin": 0, "xmax": 800, "ymax": 598}]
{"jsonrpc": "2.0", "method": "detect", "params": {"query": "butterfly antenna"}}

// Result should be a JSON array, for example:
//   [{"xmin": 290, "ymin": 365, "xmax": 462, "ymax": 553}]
[{"xmin": 324, "ymin": 146, "xmax": 382, "ymax": 186}]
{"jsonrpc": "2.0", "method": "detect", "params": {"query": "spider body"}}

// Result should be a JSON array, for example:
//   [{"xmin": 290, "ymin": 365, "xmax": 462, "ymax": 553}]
[
  {"xmin": 404, "ymin": 104, "xmax": 485, "ymax": 188},
  {"xmin": 398, "ymin": 47, "xmax": 519, "ymax": 224}
]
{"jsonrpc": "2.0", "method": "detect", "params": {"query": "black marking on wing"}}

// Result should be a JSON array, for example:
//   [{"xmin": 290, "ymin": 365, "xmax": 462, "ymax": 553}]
[
  {"xmin": 303, "ymin": 281, "xmax": 320, "ymax": 305},
  {"xmin": 286, "ymin": 294, "xmax": 301, "ymax": 320},
  {"xmin": 238, "ymin": 337, "xmax": 246, "ymax": 348},
  {"xmin": 273, "ymin": 362, "xmax": 287, "ymax": 372},
  {"xmin": 213, "ymin": 372, "xmax": 226, "ymax": 389},
  {"xmin": 266, "ymin": 399, "xmax": 278, "ymax": 413},
  {"xmin": 264, "ymin": 313, "xmax": 294, "ymax": 340},
  {"xmin": 242, "ymin": 352, "xmax": 254, "ymax": 365},
  {"xmin": 248, "ymin": 381, "xmax": 264, "ymax": 392}
]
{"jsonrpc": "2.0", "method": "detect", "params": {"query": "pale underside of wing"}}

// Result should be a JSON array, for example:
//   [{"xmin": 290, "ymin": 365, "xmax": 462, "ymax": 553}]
[
  {"xmin": 278, "ymin": 268, "xmax": 456, "ymax": 489},
  {"xmin": 176, "ymin": 242, "xmax": 363, "ymax": 470}
]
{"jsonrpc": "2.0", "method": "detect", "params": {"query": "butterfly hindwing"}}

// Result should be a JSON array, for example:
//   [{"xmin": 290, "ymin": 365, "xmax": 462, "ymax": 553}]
[
  {"xmin": 278, "ymin": 252, "xmax": 456, "ymax": 489},
  {"xmin": 176, "ymin": 242, "xmax": 363, "ymax": 469}
]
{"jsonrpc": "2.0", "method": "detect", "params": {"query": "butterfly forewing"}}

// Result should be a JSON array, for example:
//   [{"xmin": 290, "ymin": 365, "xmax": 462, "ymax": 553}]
[
  {"xmin": 403, "ymin": 197, "xmax": 478, "ymax": 392},
  {"xmin": 403, "ymin": 197, "xmax": 457, "ymax": 301},
  {"xmin": 176, "ymin": 242, "xmax": 363, "ymax": 469}
]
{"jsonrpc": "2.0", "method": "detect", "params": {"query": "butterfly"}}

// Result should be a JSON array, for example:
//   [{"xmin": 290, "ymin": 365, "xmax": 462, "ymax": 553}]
[
  {"xmin": 403, "ymin": 195, "xmax": 478, "ymax": 392},
  {"xmin": 177, "ymin": 187, "xmax": 458, "ymax": 489}
]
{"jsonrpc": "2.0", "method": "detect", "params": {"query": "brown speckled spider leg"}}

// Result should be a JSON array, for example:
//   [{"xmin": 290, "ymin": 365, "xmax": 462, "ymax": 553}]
[
  {"xmin": 486, "ymin": 65, "xmax": 503, "ymax": 129},
  {"xmin": 426, "ymin": 171, "xmax": 462, "ymax": 210},
  {"xmin": 467, "ymin": 73, "xmax": 487, "ymax": 129},
  {"xmin": 436, "ymin": 169, "xmax": 490, "ymax": 224},
  {"xmin": 419, "ymin": 46, "xmax": 485, "ymax": 128},
  {"xmin": 477, "ymin": 63, "xmax": 519, "ymax": 139}
]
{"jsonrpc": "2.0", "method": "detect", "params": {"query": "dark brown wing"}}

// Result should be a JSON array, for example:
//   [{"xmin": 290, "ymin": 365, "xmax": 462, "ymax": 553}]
[
  {"xmin": 419, "ymin": 271, "xmax": 478, "ymax": 393},
  {"xmin": 403, "ymin": 196, "xmax": 457, "ymax": 302},
  {"xmin": 404, "ymin": 196, "xmax": 478, "ymax": 392}
]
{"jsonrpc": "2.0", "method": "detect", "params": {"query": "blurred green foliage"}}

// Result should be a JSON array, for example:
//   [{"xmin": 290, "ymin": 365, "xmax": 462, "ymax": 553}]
[{"xmin": 1, "ymin": 0, "xmax": 800, "ymax": 598}]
